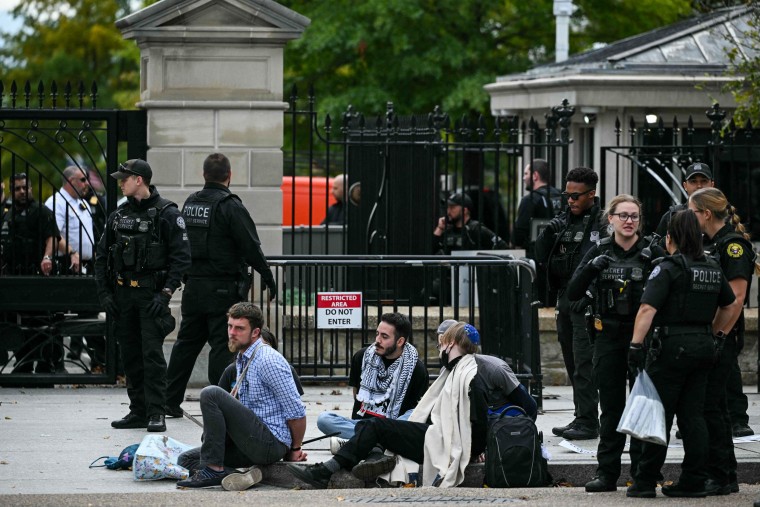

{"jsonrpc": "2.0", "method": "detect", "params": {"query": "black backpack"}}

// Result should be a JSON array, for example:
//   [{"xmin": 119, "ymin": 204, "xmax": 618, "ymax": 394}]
[{"xmin": 484, "ymin": 407, "xmax": 552, "ymax": 488}]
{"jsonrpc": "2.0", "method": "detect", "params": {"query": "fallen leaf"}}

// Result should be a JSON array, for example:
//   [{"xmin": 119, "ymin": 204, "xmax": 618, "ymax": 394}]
[
  {"xmin": 0, "ymin": 461, "xmax": 8, "ymax": 465},
  {"xmin": 4, "ymin": 417, "xmax": 10, "ymax": 420},
  {"xmin": 330, "ymin": 390, "xmax": 342, "ymax": 395},
  {"xmin": 336, "ymin": 496, "xmax": 344, "ymax": 501}
]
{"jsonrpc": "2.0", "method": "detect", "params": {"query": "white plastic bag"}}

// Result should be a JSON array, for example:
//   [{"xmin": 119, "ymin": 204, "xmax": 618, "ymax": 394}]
[
  {"xmin": 133, "ymin": 435, "xmax": 194, "ymax": 481},
  {"xmin": 616, "ymin": 369, "xmax": 667, "ymax": 446}
]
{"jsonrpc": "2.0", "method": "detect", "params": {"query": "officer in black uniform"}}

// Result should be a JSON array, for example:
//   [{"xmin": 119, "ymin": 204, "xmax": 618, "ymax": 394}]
[
  {"xmin": 654, "ymin": 162, "xmax": 714, "ymax": 241},
  {"xmin": 535, "ymin": 166, "xmax": 602, "ymax": 440},
  {"xmin": 94, "ymin": 159, "xmax": 191, "ymax": 433},
  {"xmin": 568, "ymin": 194, "xmax": 665, "ymax": 491},
  {"xmin": 512, "ymin": 159, "xmax": 562, "ymax": 250},
  {"xmin": 626, "ymin": 209, "xmax": 738, "ymax": 499},
  {"xmin": 689, "ymin": 187, "xmax": 758, "ymax": 495},
  {"xmin": 433, "ymin": 192, "xmax": 508, "ymax": 254},
  {"xmin": 165, "ymin": 152, "xmax": 277, "ymax": 417}
]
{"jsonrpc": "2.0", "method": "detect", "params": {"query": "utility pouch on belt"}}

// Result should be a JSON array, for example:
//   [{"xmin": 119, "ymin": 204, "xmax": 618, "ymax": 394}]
[
  {"xmin": 647, "ymin": 328, "xmax": 662, "ymax": 364},
  {"xmin": 110, "ymin": 243, "xmax": 124, "ymax": 273}
]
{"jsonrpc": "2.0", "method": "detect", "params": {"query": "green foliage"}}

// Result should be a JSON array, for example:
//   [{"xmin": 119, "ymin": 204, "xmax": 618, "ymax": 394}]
[
  {"xmin": 723, "ymin": 3, "xmax": 760, "ymax": 126},
  {"xmin": 0, "ymin": 0, "xmax": 140, "ymax": 109}
]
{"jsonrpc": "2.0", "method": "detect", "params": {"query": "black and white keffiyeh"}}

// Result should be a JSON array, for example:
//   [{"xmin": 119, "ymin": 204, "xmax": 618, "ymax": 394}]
[{"xmin": 355, "ymin": 343, "xmax": 419, "ymax": 419}]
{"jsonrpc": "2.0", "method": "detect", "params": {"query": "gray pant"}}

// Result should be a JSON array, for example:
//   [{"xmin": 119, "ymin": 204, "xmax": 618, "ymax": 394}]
[{"xmin": 180, "ymin": 385, "xmax": 288, "ymax": 470}]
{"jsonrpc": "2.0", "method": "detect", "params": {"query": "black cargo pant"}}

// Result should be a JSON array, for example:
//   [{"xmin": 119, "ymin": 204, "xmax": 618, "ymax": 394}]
[
  {"xmin": 705, "ymin": 336, "xmax": 738, "ymax": 486},
  {"xmin": 592, "ymin": 319, "xmax": 641, "ymax": 482},
  {"xmin": 114, "ymin": 285, "xmax": 173, "ymax": 418},
  {"xmin": 636, "ymin": 333, "xmax": 714, "ymax": 489},
  {"xmin": 166, "ymin": 277, "xmax": 239, "ymax": 408},
  {"xmin": 336, "ymin": 418, "xmax": 429, "ymax": 470}
]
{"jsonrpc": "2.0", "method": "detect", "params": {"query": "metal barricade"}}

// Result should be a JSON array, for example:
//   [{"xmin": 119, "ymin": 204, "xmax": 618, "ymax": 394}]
[{"xmin": 252, "ymin": 255, "xmax": 543, "ymax": 408}]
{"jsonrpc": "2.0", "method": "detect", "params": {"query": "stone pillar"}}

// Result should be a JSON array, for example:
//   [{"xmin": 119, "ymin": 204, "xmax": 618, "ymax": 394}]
[{"xmin": 116, "ymin": 0, "xmax": 310, "ymax": 257}]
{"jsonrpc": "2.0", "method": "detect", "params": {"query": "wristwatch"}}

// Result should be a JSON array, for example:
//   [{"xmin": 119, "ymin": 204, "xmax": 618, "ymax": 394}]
[{"xmin": 42, "ymin": 255, "xmax": 53, "ymax": 261}]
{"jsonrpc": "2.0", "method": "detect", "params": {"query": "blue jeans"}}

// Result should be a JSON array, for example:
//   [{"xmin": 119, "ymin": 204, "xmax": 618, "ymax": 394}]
[{"xmin": 317, "ymin": 409, "xmax": 413, "ymax": 439}]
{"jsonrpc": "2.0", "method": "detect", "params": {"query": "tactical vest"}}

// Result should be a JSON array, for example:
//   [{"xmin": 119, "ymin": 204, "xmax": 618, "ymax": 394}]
[
  {"xmin": 1, "ymin": 204, "xmax": 39, "ymax": 272},
  {"xmin": 549, "ymin": 214, "xmax": 591, "ymax": 280},
  {"xmin": 706, "ymin": 231, "xmax": 756, "ymax": 268},
  {"xmin": 532, "ymin": 187, "xmax": 562, "ymax": 219},
  {"xmin": 444, "ymin": 220, "xmax": 497, "ymax": 250},
  {"xmin": 109, "ymin": 199, "xmax": 174, "ymax": 274},
  {"xmin": 596, "ymin": 239, "xmax": 650, "ymax": 318},
  {"xmin": 182, "ymin": 191, "xmax": 240, "ymax": 274},
  {"xmin": 658, "ymin": 254, "xmax": 723, "ymax": 325}
]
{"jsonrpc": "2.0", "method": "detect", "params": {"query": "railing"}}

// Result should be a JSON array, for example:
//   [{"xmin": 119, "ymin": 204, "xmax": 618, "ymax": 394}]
[{"xmin": 252, "ymin": 255, "xmax": 543, "ymax": 408}]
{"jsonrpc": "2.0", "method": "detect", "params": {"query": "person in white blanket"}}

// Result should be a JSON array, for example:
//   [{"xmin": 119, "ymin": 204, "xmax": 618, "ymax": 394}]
[{"xmin": 287, "ymin": 322, "xmax": 537, "ymax": 488}]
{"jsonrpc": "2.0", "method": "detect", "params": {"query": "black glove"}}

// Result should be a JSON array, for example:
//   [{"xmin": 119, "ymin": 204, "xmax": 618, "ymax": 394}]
[
  {"xmin": 589, "ymin": 254, "xmax": 614, "ymax": 271},
  {"xmin": 569, "ymin": 296, "xmax": 590, "ymax": 314},
  {"xmin": 147, "ymin": 291, "xmax": 171, "ymax": 318},
  {"xmin": 264, "ymin": 275, "xmax": 277, "ymax": 301},
  {"xmin": 546, "ymin": 216, "xmax": 565, "ymax": 235},
  {"xmin": 99, "ymin": 293, "xmax": 119, "ymax": 317},
  {"xmin": 628, "ymin": 343, "xmax": 646, "ymax": 376}
]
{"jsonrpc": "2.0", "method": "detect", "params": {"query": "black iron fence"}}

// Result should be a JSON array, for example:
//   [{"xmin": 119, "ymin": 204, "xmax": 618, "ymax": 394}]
[
  {"xmin": 283, "ymin": 86, "xmax": 574, "ymax": 256},
  {"xmin": 251, "ymin": 255, "xmax": 543, "ymax": 408},
  {"xmin": 0, "ymin": 80, "xmax": 147, "ymax": 385}
]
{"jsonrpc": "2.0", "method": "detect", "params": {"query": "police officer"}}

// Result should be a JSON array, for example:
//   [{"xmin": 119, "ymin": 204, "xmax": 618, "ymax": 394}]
[
  {"xmin": 512, "ymin": 159, "xmax": 562, "ymax": 250},
  {"xmin": 535, "ymin": 166, "xmax": 602, "ymax": 440},
  {"xmin": 567, "ymin": 194, "xmax": 665, "ymax": 491},
  {"xmin": 433, "ymin": 192, "xmax": 508, "ymax": 254},
  {"xmin": 654, "ymin": 162, "xmax": 714, "ymax": 241},
  {"xmin": 94, "ymin": 159, "xmax": 191, "ymax": 433},
  {"xmin": 626, "ymin": 209, "xmax": 738, "ymax": 498},
  {"xmin": 165, "ymin": 153, "xmax": 277, "ymax": 417},
  {"xmin": 689, "ymin": 187, "xmax": 758, "ymax": 495}
]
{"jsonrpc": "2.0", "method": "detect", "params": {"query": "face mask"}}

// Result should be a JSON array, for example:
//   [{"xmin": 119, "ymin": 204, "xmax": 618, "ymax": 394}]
[{"xmin": 439, "ymin": 344, "xmax": 454, "ymax": 370}]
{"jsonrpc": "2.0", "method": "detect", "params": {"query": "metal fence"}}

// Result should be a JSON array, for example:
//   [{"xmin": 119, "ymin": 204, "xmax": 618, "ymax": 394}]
[
  {"xmin": 0, "ymin": 79, "xmax": 146, "ymax": 385},
  {"xmin": 251, "ymin": 255, "xmax": 543, "ymax": 408},
  {"xmin": 283, "ymin": 86, "xmax": 573, "ymax": 256}
]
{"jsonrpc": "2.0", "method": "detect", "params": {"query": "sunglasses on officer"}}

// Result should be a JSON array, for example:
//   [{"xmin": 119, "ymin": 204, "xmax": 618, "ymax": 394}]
[{"xmin": 561, "ymin": 189, "xmax": 593, "ymax": 201}]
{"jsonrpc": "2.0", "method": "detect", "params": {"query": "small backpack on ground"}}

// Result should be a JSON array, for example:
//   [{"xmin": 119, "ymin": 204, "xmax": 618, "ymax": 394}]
[{"xmin": 484, "ymin": 407, "xmax": 552, "ymax": 488}]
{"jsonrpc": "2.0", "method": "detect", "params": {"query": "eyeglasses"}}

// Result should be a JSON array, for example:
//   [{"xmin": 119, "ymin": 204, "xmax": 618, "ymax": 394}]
[
  {"xmin": 611, "ymin": 212, "xmax": 641, "ymax": 222},
  {"xmin": 561, "ymin": 189, "xmax": 593, "ymax": 200}
]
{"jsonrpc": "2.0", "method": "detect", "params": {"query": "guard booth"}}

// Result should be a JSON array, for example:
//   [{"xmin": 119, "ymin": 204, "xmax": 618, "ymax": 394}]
[{"xmin": 0, "ymin": 80, "xmax": 147, "ymax": 386}]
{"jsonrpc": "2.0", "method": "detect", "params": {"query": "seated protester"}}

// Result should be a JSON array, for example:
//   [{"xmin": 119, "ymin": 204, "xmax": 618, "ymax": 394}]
[
  {"xmin": 316, "ymin": 312, "xmax": 429, "ymax": 453},
  {"xmin": 176, "ymin": 303, "xmax": 306, "ymax": 491},
  {"xmin": 217, "ymin": 327, "xmax": 304, "ymax": 396},
  {"xmin": 287, "ymin": 322, "xmax": 536, "ymax": 489}
]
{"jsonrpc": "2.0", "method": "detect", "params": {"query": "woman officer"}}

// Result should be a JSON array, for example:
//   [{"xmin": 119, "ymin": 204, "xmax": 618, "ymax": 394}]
[
  {"xmin": 626, "ymin": 210, "xmax": 738, "ymax": 498},
  {"xmin": 689, "ymin": 187, "xmax": 760, "ymax": 495},
  {"xmin": 567, "ymin": 194, "xmax": 665, "ymax": 492}
]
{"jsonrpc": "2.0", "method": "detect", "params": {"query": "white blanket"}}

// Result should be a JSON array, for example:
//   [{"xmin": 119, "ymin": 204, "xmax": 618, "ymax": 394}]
[{"xmin": 381, "ymin": 354, "xmax": 478, "ymax": 487}]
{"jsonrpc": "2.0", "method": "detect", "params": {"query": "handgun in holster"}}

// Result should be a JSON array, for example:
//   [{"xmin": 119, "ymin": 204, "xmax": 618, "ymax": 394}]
[
  {"xmin": 647, "ymin": 327, "xmax": 662, "ymax": 364},
  {"xmin": 237, "ymin": 271, "xmax": 253, "ymax": 301},
  {"xmin": 584, "ymin": 290, "xmax": 601, "ymax": 343}
]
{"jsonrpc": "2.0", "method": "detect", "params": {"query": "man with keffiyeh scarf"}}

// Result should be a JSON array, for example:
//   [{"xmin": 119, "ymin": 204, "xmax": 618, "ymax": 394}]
[{"xmin": 317, "ymin": 313, "xmax": 429, "ymax": 453}]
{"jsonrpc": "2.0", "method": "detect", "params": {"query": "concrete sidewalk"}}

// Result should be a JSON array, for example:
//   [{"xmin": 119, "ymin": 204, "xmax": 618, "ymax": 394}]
[{"xmin": 0, "ymin": 384, "xmax": 758, "ymax": 496}]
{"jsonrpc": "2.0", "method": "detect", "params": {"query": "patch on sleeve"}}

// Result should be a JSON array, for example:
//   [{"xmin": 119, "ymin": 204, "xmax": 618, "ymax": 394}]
[
  {"xmin": 727, "ymin": 243, "xmax": 743, "ymax": 258},
  {"xmin": 176, "ymin": 216, "xmax": 186, "ymax": 229},
  {"xmin": 648, "ymin": 265, "xmax": 661, "ymax": 280}
]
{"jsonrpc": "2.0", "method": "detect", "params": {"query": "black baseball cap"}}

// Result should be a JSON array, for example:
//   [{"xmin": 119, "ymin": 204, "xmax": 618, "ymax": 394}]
[
  {"xmin": 447, "ymin": 192, "xmax": 473, "ymax": 210},
  {"xmin": 111, "ymin": 159, "xmax": 152, "ymax": 180},
  {"xmin": 684, "ymin": 162, "xmax": 712, "ymax": 181}
]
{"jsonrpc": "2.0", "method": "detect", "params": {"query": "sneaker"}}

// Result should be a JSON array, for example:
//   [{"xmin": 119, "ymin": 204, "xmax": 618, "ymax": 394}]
[
  {"xmin": 286, "ymin": 463, "xmax": 332, "ymax": 489},
  {"xmin": 111, "ymin": 412, "xmax": 147, "ymax": 429},
  {"xmin": 351, "ymin": 452, "xmax": 397, "ymax": 481},
  {"xmin": 585, "ymin": 476, "xmax": 617, "ymax": 492},
  {"xmin": 552, "ymin": 419, "xmax": 576, "ymax": 437},
  {"xmin": 661, "ymin": 482, "xmax": 707, "ymax": 498},
  {"xmin": 562, "ymin": 424, "xmax": 599, "ymax": 440},
  {"xmin": 222, "ymin": 465, "xmax": 263, "ymax": 491},
  {"xmin": 147, "ymin": 414, "xmax": 166, "ymax": 432},
  {"xmin": 166, "ymin": 405, "xmax": 184, "ymax": 418},
  {"xmin": 729, "ymin": 481, "xmax": 739, "ymax": 493},
  {"xmin": 177, "ymin": 466, "xmax": 228, "ymax": 489},
  {"xmin": 732, "ymin": 423, "xmax": 754, "ymax": 438},
  {"xmin": 330, "ymin": 437, "xmax": 348, "ymax": 455},
  {"xmin": 704, "ymin": 479, "xmax": 731, "ymax": 496},
  {"xmin": 626, "ymin": 482, "xmax": 656, "ymax": 498}
]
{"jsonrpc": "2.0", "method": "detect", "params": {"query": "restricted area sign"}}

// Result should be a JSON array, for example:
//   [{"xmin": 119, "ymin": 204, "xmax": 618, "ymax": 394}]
[{"xmin": 316, "ymin": 292, "xmax": 363, "ymax": 329}]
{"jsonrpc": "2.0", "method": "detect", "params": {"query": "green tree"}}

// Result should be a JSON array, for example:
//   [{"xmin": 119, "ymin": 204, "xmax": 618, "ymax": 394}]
[
  {"xmin": 723, "ymin": 2, "xmax": 760, "ymax": 125},
  {"xmin": 0, "ymin": 0, "xmax": 139, "ymax": 109},
  {"xmin": 280, "ymin": 0, "xmax": 698, "ymax": 121}
]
